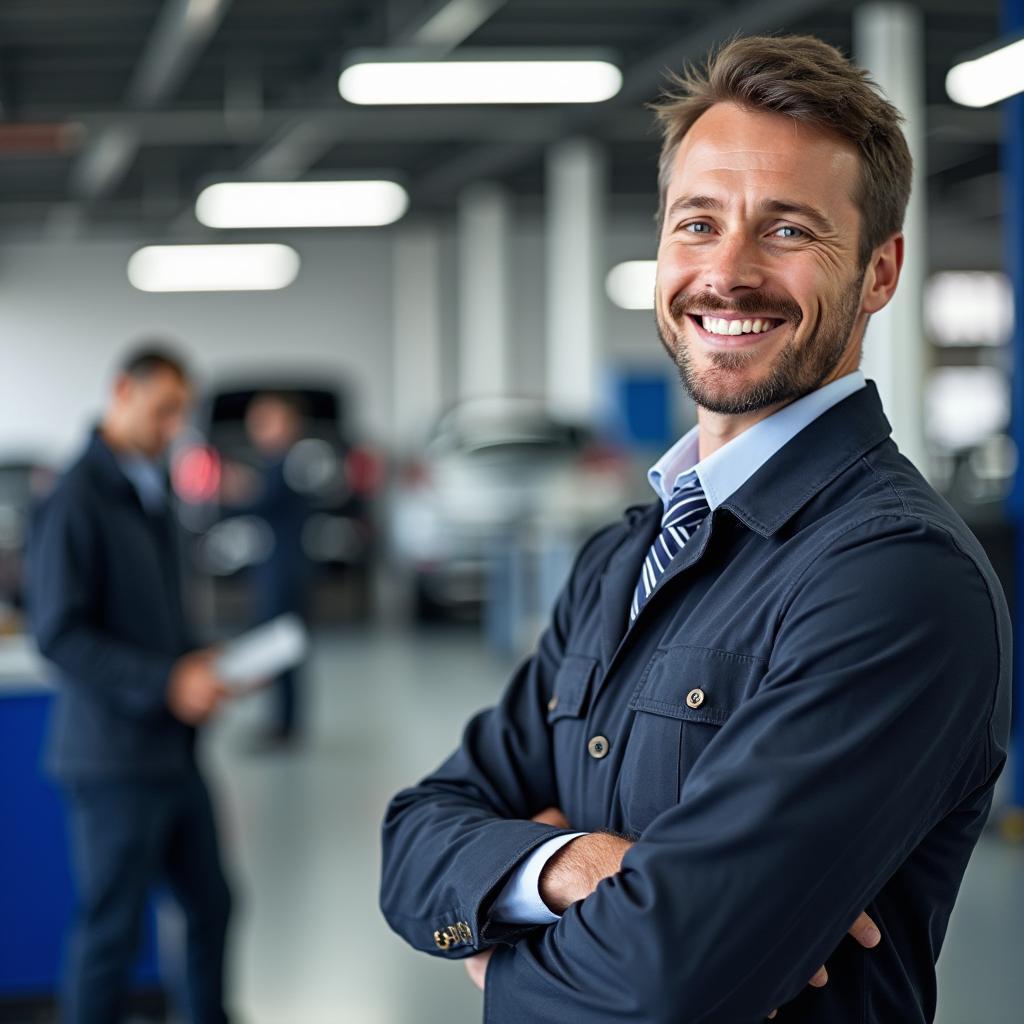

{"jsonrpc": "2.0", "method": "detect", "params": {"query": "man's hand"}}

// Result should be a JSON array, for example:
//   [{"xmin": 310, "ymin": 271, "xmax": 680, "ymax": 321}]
[
  {"xmin": 532, "ymin": 806, "xmax": 570, "ymax": 829},
  {"xmin": 464, "ymin": 947, "xmax": 494, "ymax": 991},
  {"xmin": 167, "ymin": 649, "xmax": 230, "ymax": 724},
  {"xmin": 766, "ymin": 911, "xmax": 882, "ymax": 1019}
]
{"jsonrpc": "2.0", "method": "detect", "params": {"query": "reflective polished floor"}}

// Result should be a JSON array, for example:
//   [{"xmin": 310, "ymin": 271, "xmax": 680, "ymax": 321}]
[{"xmin": 201, "ymin": 627, "xmax": 1023, "ymax": 1024}]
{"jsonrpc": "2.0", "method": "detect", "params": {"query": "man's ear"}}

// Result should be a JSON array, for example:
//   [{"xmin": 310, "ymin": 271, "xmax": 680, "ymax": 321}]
[
  {"xmin": 112, "ymin": 372, "xmax": 132, "ymax": 402},
  {"xmin": 862, "ymin": 234, "xmax": 904, "ymax": 315}
]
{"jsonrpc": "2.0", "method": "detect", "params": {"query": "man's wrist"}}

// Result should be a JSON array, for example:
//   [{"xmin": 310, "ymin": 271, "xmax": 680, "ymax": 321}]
[
  {"xmin": 489, "ymin": 832, "xmax": 588, "ymax": 925},
  {"xmin": 538, "ymin": 832, "xmax": 633, "ymax": 915}
]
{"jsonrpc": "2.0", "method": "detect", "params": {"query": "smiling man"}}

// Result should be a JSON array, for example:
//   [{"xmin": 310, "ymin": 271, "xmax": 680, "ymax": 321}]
[{"xmin": 380, "ymin": 36, "xmax": 1011, "ymax": 1023}]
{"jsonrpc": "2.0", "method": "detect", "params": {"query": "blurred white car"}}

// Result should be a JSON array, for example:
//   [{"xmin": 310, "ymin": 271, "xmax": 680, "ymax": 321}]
[{"xmin": 391, "ymin": 397, "xmax": 634, "ymax": 620}]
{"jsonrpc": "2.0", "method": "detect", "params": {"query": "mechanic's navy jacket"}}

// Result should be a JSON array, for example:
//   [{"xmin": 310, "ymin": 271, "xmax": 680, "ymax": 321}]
[
  {"xmin": 28, "ymin": 429, "xmax": 196, "ymax": 779},
  {"xmin": 380, "ymin": 383, "xmax": 1012, "ymax": 1023}
]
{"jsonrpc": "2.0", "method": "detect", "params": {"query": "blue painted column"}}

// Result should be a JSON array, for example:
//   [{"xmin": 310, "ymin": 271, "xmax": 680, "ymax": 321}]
[{"xmin": 1005, "ymin": 0, "xmax": 1024, "ymax": 809}]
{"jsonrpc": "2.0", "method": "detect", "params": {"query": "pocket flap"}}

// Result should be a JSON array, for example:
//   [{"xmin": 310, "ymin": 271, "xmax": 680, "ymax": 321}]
[
  {"xmin": 628, "ymin": 645, "xmax": 765, "ymax": 725},
  {"xmin": 547, "ymin": 654, "xmax": 599, "ymax": 722}
]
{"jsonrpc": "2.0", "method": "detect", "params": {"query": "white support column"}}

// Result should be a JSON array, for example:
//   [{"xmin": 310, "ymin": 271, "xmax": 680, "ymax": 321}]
[
  {"xmin": 457, "ymin": 182, "xmax": 511, "ymax": 400},
  {"xmin": 854, "ymin": 2, "xmax": 928, "ymax": 474},
  {"xmin": 393, "ymin": 222, "xmax": 444, "ymax": 448},
  {"xmin": 545, "ymin": 137, "xmax": 606, "ymax": 423}
]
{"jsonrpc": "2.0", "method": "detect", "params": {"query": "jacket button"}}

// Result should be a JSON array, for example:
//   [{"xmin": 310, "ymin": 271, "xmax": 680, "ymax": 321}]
[
  {"xmin": 686, "ymin": 688, "xmax": 705, "ymax": 709},
  {"xmin": 547, "ymin": 695, "xmax": 559, "ymax": 712},
  {"xmin": 587, "ymin": 735, "xmax": 610, "ymax": 759}
]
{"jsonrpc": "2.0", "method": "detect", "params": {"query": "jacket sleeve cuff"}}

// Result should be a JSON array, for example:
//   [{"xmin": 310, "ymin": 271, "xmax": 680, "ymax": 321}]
[{"xmin": 489, "ymin": 832, "xmax": 588, "ymax": 925}]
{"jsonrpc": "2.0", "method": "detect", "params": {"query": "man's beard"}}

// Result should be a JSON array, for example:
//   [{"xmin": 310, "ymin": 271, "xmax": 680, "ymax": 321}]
[{"xmin": 656, "ymin": 273, "xmax": 864, "ymax": 415}]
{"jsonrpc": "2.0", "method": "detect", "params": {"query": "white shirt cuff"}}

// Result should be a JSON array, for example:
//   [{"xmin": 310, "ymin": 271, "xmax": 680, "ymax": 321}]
[{"xmin": 489, "ymin": 832, "xmax": 588, "ymax": 925}]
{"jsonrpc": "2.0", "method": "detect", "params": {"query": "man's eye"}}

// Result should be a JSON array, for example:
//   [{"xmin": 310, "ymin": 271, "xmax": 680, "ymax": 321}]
[
  {"xmin": 773, "ymin": 225, "xmax": 805, "ymax": 239},
  {"xmin": 683, "ymin": 222, "xmax": 713, "ymax": 234}
]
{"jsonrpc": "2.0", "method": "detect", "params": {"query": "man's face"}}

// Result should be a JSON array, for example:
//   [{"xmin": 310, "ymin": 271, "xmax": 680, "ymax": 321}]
[
  {"xmin": 245, "ymin": 397, "xmax": 300, "ymax": 456},
  {"xmin": 655, "ymin": 102, "xmax": 871, "ymax": 415},
  {"xmin": 116, "ymin": 368, "xmax": 191, "ymax": 458}
]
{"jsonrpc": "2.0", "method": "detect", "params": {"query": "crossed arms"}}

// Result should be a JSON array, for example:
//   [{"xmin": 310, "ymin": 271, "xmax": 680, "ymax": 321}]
[{"xmin": 380, "ymin": 518, "xmax": 1000, "ymax": 1022}]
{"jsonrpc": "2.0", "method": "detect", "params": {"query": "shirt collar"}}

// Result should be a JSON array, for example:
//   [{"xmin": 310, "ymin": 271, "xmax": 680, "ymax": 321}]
[
  {"xmin": 648, "ymin": 371, "xmax": 866, "ymax": 510},
  {"xmin": 116, "ymin": 452, "xmax": 167, "ymax": 514}
]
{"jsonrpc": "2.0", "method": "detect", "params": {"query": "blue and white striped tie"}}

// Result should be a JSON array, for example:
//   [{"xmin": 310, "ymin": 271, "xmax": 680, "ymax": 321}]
[{"xmin": 630, "ymin": 476, "xmax": 710, "ymax": 623}]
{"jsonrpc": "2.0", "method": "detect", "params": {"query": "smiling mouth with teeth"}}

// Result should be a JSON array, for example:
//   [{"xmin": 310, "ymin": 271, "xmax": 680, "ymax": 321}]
[{"xmin": 690, "ymin": 314, "xmax": 785, "ymax": 337}]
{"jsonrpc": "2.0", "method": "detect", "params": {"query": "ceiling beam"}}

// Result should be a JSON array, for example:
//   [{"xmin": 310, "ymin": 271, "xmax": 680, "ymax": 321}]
[
  {"xmin": 71, "ymin": 105, "xmax": 632, "ymax": 146},
  {"xmin": 392, "ymin": 0, "xmax": 508, "ymax": 51},
  {"xmin": 57, "ymin": 99, "xmax": 996, "ymax": 153},
  {"xmin": 129, "ymin": 0, "xmax": 232, "ymax": 106},
  {"xmin": 71, "ymin": 0, "xmax": 232, "ymax": 201}
]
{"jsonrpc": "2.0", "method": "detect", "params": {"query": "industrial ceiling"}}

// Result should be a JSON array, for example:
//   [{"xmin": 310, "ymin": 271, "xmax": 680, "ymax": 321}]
[{"xmin": 0, "ymin": 0, "xmax": 1005, "ymax": 264}]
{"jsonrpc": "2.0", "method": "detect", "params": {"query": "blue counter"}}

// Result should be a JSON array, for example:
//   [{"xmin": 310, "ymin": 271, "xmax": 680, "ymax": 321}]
[{"xmin": 0, "ymin": 640, "xmax": 163, "ymax": 1007}]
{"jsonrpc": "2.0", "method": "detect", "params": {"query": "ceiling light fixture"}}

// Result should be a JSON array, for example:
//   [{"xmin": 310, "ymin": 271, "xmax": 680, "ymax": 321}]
[
  {"xmin": 339, "ymin": 53, "xmax": 622, "ymax": 105},
  {"xmin": 946, "ymin": 34, "xmax": 1024, "ymax": 107},
  {"xmin": 195, "ymin": 180, "xmax": 409, "ymax": 229},
  {"xmin": 606, "ymin": 260, "xmax": 656, "ymax": 310},
  {"xmin": 127, "ymin": 244, "xmax": 300, "ymax": 292}
]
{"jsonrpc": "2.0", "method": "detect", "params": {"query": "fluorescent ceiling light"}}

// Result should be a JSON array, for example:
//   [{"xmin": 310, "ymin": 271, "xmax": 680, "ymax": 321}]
[
  {"xmin": 606, "ymin": 260, "xmax": 656, "ymax": 310},
  {"xmin": 339, "ymin": 59, "xmax": 622, "ymax": 105},
  {"xmin": 925, "ymin": 271, "xmax": 1014, "ymax": 346},
  {"xmin": 946, "ymin": 36, "xmax": 1024, "ymax": 107},
  {"xmin": 128, "ymin": 244, "xmax": 300, "ymax": 293},
  {"xmin": 926, "ymin": 366, "xmax": 1008, "ymax": 451},
  {"xmin": 195, "ymin": 180, "xmax": 408, "ymax": 228}
]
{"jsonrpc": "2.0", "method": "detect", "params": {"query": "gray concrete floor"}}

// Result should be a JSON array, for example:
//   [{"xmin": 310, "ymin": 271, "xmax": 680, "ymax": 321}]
[{"xmin": 201, "ymin": 627, "xmax": 1023, "ymax": 1024}]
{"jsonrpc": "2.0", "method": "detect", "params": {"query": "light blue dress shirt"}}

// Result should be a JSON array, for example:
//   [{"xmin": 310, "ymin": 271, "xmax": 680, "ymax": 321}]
[
  {"xmin": 490, "ymin": 370, "xmax": 867, "ymax": 925},
  {"xmin": 117, "ymin": 453, "xmax": 168, "ymax": 514}
]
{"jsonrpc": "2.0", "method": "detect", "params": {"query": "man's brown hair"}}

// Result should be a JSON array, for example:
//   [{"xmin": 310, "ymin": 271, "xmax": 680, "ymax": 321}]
[{"xmin": 652, "ymin": 34, "xmax": 912, "ymax": 267}]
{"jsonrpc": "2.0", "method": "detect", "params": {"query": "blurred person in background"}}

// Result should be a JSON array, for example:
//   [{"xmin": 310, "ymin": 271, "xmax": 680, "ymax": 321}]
[
  {"xmin": 27, "ymin": 346, "xmax": 233, "ymax": 1024},
  {"xmin": 222, "ymin": 392, "xmax": 314, "ymax": 746},
  {"xmin": 380, "ymin": 35, "xmax": 1011, "ymax": 1024}
]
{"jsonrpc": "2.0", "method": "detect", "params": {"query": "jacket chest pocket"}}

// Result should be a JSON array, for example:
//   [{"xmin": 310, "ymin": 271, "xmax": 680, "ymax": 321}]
[{"xmin": 617, "ymin": 645, "xmax": 765, "ymax": 834}]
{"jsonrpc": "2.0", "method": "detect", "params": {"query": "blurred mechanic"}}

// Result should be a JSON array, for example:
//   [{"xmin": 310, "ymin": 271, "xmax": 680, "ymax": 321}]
[
  {"xmin": 379, "ymin": 35, "xmax": 1012, "ymax": 1023},
  {"xmin": 28, "ymin": 346, "xmax": 233, "ymax": 1024},
  {"xmin": 224, "ymin": 392, "xmax": 314, "ymax": 745}
]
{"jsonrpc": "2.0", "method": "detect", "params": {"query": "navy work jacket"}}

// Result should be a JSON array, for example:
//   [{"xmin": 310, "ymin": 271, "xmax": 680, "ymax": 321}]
[
  {"xmin": 28, "ymin": 429, "xmax": 196, "ymax": 780},
  {"xmin": 380, "ymin": 383, "xmax": 1012, "ymax": 1023}
]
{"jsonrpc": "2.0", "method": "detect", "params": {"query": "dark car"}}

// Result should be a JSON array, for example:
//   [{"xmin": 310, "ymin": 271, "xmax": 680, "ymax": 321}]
[{"xmin": 172, "ymin": 379, "xmax": 383, "ymax": 627}]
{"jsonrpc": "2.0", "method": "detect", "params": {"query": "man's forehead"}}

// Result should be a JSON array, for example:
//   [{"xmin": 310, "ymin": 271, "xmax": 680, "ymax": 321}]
[
  {"xmin": 668, "ymin": 103, "xmax": 861, "ymax": 211},
  {"xmin": 140, "ymin": 370, "xmax": 190, "ymax": 401}
]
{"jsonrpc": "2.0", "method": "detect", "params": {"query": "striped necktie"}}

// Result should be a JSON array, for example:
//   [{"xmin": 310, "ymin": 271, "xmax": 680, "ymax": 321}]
[{"xmin": 630, "ymin": 475, "xmax": 710, "ymax": 623}]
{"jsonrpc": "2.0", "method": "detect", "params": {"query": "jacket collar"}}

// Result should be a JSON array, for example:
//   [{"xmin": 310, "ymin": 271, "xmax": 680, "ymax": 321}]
[
  {"xmin": 718, "ymin": 380, "xmax": 892, "ymax": 538},
  {"xmin": 597, "ymin": 381, "xmax": 892, "ymax": 666}
]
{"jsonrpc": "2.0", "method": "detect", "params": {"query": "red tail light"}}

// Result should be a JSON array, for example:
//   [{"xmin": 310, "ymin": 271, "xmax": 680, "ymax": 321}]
[
  {"xmin": 172, "ymin": 445, "xmax": 222, "ymax": 504},
  {"xmin": 345, "ymin": 446, "xmax": 385, "ymax": 496}
]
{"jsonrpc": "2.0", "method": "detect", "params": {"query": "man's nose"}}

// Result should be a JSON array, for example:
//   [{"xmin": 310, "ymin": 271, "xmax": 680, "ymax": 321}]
[{"xmin": 702, "ymin": 233, "xmax": 765, "ymax": 297}]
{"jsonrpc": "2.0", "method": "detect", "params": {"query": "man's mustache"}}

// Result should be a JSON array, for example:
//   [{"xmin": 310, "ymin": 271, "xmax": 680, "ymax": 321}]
[{"xmin": 668, "ymin": 291, "xmax": 803, "ymax": 325}]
